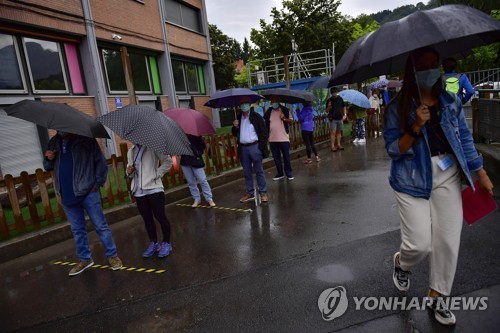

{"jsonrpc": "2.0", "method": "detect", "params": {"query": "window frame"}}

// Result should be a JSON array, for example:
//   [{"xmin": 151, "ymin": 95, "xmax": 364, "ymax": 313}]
[
  {"xmin": 22, "ymin": 37, "xmax": 69, "ymax": 94},
  {"xmin": 164, "ymin": 0, "xmax": 202, "ymax": 34},
  {"xmin": 101, "ymin": 47, "xmax": 158, "ymax": 95},
  {"xmin": 0, "ymin": 33, "xmax": 28, "ymax": 94},
  {"xmin": 171, "ymin": 58, "xmax": 204, "ymax": 95}
]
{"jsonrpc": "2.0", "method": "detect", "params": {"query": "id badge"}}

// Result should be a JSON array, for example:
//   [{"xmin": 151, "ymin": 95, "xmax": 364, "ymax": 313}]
[{"xmin": 437, "ymin": 155, "xmax": 453, "ymax": 171}]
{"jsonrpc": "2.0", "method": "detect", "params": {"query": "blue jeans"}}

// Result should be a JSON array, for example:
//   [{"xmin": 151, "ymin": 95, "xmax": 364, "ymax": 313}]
[
  {"xmin": 181, "ymin": 165, "xmax": 213, "ymax": 201},
  {"xmin": 239, "ymin": 144, "xmax": 267, "ymax": 195},
  {"xmin": 269, "ymin": 141, "xmax": 292, "ymax": 178},
  {"xmin": 63, "ymin": 191, "xmax": 117, "ymax": 261}
]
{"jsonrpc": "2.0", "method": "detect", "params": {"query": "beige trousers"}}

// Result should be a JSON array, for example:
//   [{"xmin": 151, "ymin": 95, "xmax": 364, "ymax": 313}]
[{"xmin": 394, "ymin": 155, "xmax": 463, "ymax": 296}]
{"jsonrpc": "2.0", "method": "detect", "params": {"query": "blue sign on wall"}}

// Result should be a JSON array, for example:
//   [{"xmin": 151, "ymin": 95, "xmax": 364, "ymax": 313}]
[{"xmin": 115, "ymin": 97, "xmax": 122, "ymax": 109}]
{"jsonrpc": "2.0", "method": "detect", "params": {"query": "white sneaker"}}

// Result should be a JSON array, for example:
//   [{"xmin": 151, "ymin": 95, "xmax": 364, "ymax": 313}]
[
  {"xmin": 358, "ymin": 138, "xmax": 366, "ymax": 143},
  {"xmin": 353, "ymin": 138, "xmax": 359, "ymax": 143}
]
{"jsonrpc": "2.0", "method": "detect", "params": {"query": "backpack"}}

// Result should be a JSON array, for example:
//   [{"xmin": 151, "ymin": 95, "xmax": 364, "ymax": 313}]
[{"xmin": 444, "ymin": 74, "xmax": 461, "ymax": 94}]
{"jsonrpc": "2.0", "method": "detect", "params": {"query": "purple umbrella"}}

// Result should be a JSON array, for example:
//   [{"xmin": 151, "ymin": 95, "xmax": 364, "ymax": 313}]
[{"xmin": 163, "ymin": 108, "xmax": 216, "ymax": 136}]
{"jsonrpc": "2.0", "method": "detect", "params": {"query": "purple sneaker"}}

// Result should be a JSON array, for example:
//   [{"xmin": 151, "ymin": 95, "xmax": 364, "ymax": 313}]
[
  {"xmin": 142, "ymin": 242, "xmax": 159, "ymax": 258},
  {"xmin": 158, "ymin": 242, "xmax": 172, "ymax": 258}
]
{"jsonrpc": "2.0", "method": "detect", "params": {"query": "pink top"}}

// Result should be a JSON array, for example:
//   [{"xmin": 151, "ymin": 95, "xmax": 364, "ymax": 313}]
[{"xmin": 268, "ymin": 108, "xmax": 290, "ymax": 142}]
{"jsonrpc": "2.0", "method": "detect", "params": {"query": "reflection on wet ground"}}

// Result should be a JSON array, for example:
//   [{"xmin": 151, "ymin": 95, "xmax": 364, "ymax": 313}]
[{"xmin": 3, "ymin": 138, "xmax": 498, "ymax": 332}]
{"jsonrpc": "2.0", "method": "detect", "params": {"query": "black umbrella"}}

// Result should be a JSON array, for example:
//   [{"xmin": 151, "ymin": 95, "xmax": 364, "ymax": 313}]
[
  {"xmin": 261, "ymin": 88, "xmax": 313, "ymax": 104},
  {"xmin": 204, "ymin": 88, "xmax": 263, "ymax": 108},
  {"xmin": 97, "ymin": 105, "xmax": 192, "ymax": 156},
  {"xmin": 329, "ymin": 5, "xmax": 500, "ymax": 85},
  {"xmin": 4, "ymin": 100, "xmax": 110, "ymax": 138}
]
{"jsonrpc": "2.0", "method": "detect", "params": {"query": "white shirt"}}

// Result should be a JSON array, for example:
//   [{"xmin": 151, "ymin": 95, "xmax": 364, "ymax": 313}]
[{"xmin": 239, "ymin": 113, "xmax": 258, "ymax": 144}]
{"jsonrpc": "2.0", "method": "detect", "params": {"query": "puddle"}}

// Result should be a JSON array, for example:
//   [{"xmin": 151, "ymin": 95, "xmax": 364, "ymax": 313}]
[{"xmin": 316, "ymin": 264, "xmax": 354, "ymax": 283}]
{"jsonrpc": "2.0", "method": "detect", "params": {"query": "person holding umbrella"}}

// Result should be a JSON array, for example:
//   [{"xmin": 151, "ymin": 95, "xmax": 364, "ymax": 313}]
[
  {"xmin": 296, "ymin": 101, "xmax": 320, "ymax": 163},
  {"xmin": 264, "ymin": 97, "xmax": 294, "ymax": 180},
  {"xmin": 126, "ymin": 144, "xmax": 173, "ymax": 258},
  {"xmin": 385, "ymin": 46, "xmax": 494, "ymax": 326},
  {"xmin": 232, "ymin": 97, "xmax": 269, "ymax": 203},
  {"xmin": 180, "ymin": 135, "xmax": 216, "ymax": 208},
  {"xmin": 44, "ymin": 132, "xmax": 123, "ymax": 276}
]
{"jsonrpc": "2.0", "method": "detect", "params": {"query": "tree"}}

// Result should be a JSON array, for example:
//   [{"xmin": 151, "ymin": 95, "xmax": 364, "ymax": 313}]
[
  {"xmin": 209, "ymin": 24, "xmax": 240, "ymax": 90},
  {"xmin": 235, "ymin": 64, "xmax": 248, "ymax": 87},
  {"xmin": 250, "ymin": 0, "xmax": 354, "ymax": 63},
  {"xmin": 241, "ymin": 38, "xmax": 253, "ymax": 63}
]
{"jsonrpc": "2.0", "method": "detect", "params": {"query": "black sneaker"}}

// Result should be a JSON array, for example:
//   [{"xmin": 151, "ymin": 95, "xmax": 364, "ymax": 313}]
[
  {"xmin": 393, "ymin": 252, "xmax": 410, "ymax": 291},
  {"xmin": 426, "ymin": 297, "xmax": 456, "ymax": 326},
  {"xmin": 272, "ymin": 175, "xmax": 285, "ymax": 181}
]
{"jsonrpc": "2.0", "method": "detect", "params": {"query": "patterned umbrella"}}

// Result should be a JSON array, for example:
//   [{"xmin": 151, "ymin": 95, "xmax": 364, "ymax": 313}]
[
  {"xmin": 97, "ymin": 105, "xmax": 192, "ymax": 156},
  {"xmin": 163, "ymin": 108, "xmax": 216, "ymax": 136},
  {"xmin": 338, "ymin": 90, "xmax": 371, "ymax": 109},
  {"xmin": 367, "ymin": 79, "xmax": 389, "ymax": 90}
]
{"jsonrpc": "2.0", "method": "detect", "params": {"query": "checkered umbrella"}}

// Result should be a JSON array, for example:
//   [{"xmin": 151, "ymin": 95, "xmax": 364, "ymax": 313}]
[{"xmin": 97, "ymin": 105, "xmax": 192, "ymax": 156}]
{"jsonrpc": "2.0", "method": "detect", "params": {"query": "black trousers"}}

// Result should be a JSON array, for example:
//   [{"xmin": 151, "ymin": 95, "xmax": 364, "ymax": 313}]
[
  {"xmin": 134, "ymin": 192, "xmax": 171, "ymax": 243},
  {"xmin": 301, "ymin": 130, "xmax": 318, "ymax": 158}
]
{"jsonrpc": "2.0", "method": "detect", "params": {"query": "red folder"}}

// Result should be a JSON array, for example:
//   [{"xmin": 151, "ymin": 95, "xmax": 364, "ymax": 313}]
[{"xmin": 462, "ymin": 181, "xmax": 497, "ymax": 225}]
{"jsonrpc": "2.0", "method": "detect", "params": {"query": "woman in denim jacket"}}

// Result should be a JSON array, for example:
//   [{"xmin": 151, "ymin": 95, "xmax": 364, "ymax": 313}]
[{"xmin": 383, "ymin": 47, "xmax": 493, "ymax": 326}]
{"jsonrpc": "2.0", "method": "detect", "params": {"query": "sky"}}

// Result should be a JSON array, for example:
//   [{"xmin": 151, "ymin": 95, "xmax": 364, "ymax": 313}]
[{"xmin": 205, "ymin": 0, "xmax": 423, "ymax": 44}]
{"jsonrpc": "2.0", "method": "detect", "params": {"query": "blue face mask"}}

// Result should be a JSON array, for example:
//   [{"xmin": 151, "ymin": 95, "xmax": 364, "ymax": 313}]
[
  {"xmin": 415, "ymin": 68, "xmax": 441, "ymax": 89},
  {"xmin": 272, "ymin": 103, "xmax": 280, "ymax": 109},
  {"xmin": 241, "ymin": 103, "xmax": 250, "ymax": 112}
]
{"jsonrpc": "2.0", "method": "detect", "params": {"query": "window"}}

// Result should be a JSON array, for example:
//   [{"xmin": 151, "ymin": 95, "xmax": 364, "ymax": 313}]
[
  {"xmin": 23, "ymin": 37, "xmax": 69, "ymax": 93},
  {"xmin": 101, "ymin": 48, "xmax": 160, "ymax": 94},
  {"xmin": 171, "ymin": 59, "xmax": 204, "ymax": 94},
  {"xmin": 0, "ymin": 33, "xmax": 27, "ymax": 93},
  {"xmin": 164, "ymin": 0, "xmax": 202, "ymax": 33}
]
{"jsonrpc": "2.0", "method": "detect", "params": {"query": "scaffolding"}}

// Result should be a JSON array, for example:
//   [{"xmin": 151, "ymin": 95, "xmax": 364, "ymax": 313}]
[{"xmin": 247, "ymin": 42, "xmax": 335, "ymax": 88}]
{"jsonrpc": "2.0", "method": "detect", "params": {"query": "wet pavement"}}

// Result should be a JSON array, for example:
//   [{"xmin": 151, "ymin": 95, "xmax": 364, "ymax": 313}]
[{"xmin": 1, "ymin": 138, "xmax": 499, "ymax": 332}]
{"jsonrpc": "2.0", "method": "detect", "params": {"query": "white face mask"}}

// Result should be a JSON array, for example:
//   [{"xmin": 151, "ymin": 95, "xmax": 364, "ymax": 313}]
[{"xmin": 415, "ymin": 68, "xmax": 441, "ymax": 89}]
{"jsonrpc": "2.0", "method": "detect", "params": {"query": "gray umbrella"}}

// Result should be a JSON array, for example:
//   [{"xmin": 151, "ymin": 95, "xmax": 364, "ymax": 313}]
[
  {"xmin": 97, "ymin": 105, "xmax": 192, "ymax": 156},
  {"xmin": 4, "ymin": 99, "xmax": 110, "ymax": 138},
  {"xmin": 261, "ymin": 88, "xmax": 312, "ymax": 104},
  {"xmin": 329, "ymin": 5, "xmax": 500, "ymax": 85}
]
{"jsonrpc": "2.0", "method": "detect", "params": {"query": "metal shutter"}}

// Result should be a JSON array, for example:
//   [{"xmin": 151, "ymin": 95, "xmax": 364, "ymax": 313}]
[{"xmin": 0, "ymin": 110, "xmax": 44, "ymax": 178}]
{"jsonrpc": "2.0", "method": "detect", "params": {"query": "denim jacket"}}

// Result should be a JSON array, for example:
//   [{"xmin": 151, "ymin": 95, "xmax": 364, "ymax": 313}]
[
  {"xmin": 43, "ymin": 134, "xmax": 108, "ymax": 196},
  {"xmin": 383, "ymin": 92, "xmax": 483, "ymax": 199}
]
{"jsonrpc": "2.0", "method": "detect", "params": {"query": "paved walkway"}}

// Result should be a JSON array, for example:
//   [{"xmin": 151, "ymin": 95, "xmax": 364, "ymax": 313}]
[{"xmin": 1, "ymin": 138, "xmax": 499, "ymax": 332}]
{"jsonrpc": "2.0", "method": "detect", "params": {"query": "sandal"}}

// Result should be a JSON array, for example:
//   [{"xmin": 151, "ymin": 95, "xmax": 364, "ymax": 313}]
[
  {"xmin": 331, "ymin": 148, "xmax": 337, "ymax": 152},
  {"xmin": 338, "ymin": 147, "xmax": 345, "ymax": 151},
  {"xmin": 315, "ymin": 156, "xmax": 321, "ymax": 162},
  {"xmin": 302, "ymin": 159, "xmax": 312, "ymax": 164}
]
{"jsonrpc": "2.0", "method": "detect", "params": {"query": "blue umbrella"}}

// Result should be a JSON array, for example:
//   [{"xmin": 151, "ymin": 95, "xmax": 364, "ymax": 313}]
[
  {"xmin": 204, "ymin": 88, "xmax": 263, "ymax": 108},
  {"xmin": 338, "ymin": 90, "xmax": 370, "ymax": 109}
]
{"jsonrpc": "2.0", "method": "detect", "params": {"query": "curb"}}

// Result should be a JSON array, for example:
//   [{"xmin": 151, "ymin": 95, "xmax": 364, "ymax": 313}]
[{"xmin": 0, "ymin": 140, "xmax": 331, "ymax": 263}]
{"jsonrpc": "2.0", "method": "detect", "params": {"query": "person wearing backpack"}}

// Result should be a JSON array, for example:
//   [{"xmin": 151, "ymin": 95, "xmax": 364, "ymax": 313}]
[{"xmin": 442, "ymin": 57, "xmax": 475, "ymax": 104}]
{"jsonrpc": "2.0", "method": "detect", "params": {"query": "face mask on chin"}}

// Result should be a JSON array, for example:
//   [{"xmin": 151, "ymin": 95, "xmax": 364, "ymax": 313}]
[{"xmin": 415, "ymin": 68, "xmax": 441, "ymax": 89}]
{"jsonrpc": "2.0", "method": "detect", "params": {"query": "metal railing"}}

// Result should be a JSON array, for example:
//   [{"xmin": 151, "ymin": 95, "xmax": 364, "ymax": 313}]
[
  {"xmin": 464, "ymin": 68, "xmax": 500, "ymax": 89},
  {"xmin": 247, "ymin": 48, "xmax": 335, "ymax": 87}
]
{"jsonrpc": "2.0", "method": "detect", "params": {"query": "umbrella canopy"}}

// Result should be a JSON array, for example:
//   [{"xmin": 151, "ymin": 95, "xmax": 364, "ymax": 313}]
[
  {"xmin": 97, "ymin": 105, "xmax": 192, "ymax": 156},
  {"xmin": 338, "ymin": 90, "xmax": 371, "ymax": 109},
  {"xmin": 204, "ymin": 88, "xmax": 263, "ymax": 108},
  {"xmin": 387, "ymin": 80, "xmax": 403, "ymax": 89},
  {"xmin": 4, "ymin": 100, "xmax": 110, "ymax": 138},
  {"xmin": 163, "ymin": 108, "xmax": 216, "ymax": 136},
  {"xmin": 295, "ymin": 90, "xmax": 318, "ymax": 103},
  {"xmin": 366, "ymin": 79, "xmax": 389, "ymax": 89},
  {"xmin": 261, "ymin": 88, "xmax": 312, "ymax": 104},
  {"xmin": 329, "ymin": 5, "xmax": 500, "ymax": 85},
  {"xmin": 307, "ymin": 76, "xmax": 331, "ymax": 90}
]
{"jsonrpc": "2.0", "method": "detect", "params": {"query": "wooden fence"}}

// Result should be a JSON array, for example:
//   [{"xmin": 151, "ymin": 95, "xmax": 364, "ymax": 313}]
[{"xmin": 0, "ymin": 116, "xmax": 331, "ymax": 240}]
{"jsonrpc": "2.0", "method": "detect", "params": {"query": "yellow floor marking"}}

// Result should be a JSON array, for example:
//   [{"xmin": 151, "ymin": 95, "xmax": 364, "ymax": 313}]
[
  {"xmin": 175, "ymin": 203, "xmax": 252, "ymax": 213},
  {"xmin": 52, "ymin": 261, "xmax": 165, "ymax": 274}
]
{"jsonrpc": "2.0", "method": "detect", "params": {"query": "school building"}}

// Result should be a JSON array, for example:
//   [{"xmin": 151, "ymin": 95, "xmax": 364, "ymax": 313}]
[{"xmin": 0, "ymin": 0, "xmax": 216, "ymax": 178}]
